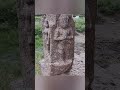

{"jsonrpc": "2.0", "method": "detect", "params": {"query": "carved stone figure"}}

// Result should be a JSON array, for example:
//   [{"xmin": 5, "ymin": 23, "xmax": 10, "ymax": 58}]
[{"xmin": 40, "ymin": 14, "xmax": 75, "ymax": 76}]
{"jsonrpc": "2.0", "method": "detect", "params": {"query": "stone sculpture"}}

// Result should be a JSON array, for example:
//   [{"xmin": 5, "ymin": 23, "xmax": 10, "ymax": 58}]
[{"xmin": 40, "ymin": 14, "xmax": 75, "ymax": 76}]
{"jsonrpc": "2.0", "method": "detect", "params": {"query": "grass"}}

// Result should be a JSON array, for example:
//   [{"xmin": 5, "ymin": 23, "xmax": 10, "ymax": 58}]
[{"xmin": 35, "ymin": 15, "xmax": 85, "ymax": 75}]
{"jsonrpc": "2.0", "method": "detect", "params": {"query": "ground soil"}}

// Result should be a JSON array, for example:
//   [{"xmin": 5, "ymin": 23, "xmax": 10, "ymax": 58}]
[{"xmin": 92, "ymin": 17, "xmax": 120, "ymax": 89}]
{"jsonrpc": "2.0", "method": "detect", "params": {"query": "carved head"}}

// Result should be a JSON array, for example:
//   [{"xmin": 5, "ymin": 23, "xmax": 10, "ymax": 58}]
[{"xmin": 59, "ymin": 14, "xmax": 70, "ymax": 29}]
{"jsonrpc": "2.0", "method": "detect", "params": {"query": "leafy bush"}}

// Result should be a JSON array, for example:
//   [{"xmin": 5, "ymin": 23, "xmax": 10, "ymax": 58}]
[
  {"xmin": 35, "ymin": 16, "xmax": 43, "ymax": 75},
  {"xmin": 35, "ymin": 16, "xmax": 42, "ymax": 37},
  {"xmin": 74, "ymin": 16, "xmax": 85, "ymax": 32},
  {"xmin": 98, "ymin": 0, "xmax": 120, "ymax": 15},
  {"xmin": 35, "ymin": 16, "xmax": 43, "ymax": 49}
]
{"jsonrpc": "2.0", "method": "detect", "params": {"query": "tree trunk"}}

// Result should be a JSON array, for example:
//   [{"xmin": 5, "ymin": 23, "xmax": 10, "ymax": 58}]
[
  {"xmin": 86, "ymin": 0, "xmax": 96, "ymax": 89},
  {"xmin": 17, "ymin": 0, "xmax": 35, "ymax": 89},
  {"xmin": 40, "ymin": 14, "xmax": 75, "ymax": 76}
]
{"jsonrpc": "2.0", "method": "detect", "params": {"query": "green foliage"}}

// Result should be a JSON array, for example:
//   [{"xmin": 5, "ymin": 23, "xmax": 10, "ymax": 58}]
[
  {"xmin": 35, "ymin": 16, "xmax": 43, "ymax": 75},
  {"xmin": 98, "ymin": 0, "xmax": 120, "ymax": 15},
  {"xmin": 35, "ymin": 17, "xmax": 42, "ymax": 37},
  {"xmin": 35, "ymin": 16, "xmax": 43, "ymax": 49},
  {"xmin": 74, "ymin": 16, "xmax": 85, "ymax": 33}
]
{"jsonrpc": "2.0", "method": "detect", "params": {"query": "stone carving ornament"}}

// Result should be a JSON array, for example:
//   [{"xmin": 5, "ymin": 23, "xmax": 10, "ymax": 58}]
[{"xmin": 40, "ymin": 14, "xmax": 75, "ymax": 76}]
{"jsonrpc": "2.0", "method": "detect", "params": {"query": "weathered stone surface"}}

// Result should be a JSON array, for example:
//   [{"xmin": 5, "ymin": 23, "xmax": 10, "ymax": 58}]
[
  {"xmin": 40, "ymin": 60, "xmax": 72, "ymax": 76},
  {"xmin": 40, "ymin": 14, "xmax": 75, "ymax": 76}
]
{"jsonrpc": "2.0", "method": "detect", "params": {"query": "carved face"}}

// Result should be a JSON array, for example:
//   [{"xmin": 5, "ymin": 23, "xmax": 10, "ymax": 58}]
[{"xmin": 59, "ymin": 15, "xmax": 69, "ymax": 29}]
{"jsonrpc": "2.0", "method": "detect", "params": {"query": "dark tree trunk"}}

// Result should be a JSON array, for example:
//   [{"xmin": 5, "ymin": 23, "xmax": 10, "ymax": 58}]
[
  {"xmin": 17, "ymin": 0, "xmax": 35, "ymax": 89},
  {"xmin": 85, "ymin": 0, "xmax": 97, "ymax": 89}
]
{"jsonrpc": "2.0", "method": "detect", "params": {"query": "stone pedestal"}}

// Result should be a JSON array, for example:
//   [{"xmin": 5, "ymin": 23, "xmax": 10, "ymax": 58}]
[
  {"xmin": 40, "ymin": 60, "xmax": 72, "ymax": 76},
  {"xmin": 40, "ymin": 14, "xmax": 75, "ymax": 76}
]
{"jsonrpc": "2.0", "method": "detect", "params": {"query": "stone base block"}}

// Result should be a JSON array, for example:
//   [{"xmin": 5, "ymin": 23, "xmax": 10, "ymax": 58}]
[{"xmin": 39, "ymin": 59, "xmax": 73, "ymax": 76}]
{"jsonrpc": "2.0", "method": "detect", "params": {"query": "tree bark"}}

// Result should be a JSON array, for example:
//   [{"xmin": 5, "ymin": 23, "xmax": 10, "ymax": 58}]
[
  {"xmin": 86, "ymin": 0, "xmax": 97, "ymax": 90},
  {"xmin": 40, "ymin": 14, "xmax": 75, "ymax": 76},
  {"xmin": 17, "ymin": 0, "xmax": 35, "ymax": 89}
]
